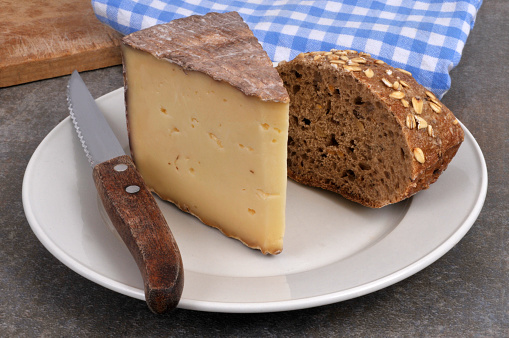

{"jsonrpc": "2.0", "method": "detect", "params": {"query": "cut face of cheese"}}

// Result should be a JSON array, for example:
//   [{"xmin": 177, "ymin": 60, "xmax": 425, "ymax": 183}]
[{"xmin": 123, "ymin": 45, "xmax": 289, "ymax": 254}]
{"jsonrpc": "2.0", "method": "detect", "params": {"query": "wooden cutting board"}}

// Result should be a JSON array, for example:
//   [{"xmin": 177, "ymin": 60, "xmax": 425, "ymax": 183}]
[{"xmin": 0, "ymin": 0, "xmax": 123, "ymax": 87}]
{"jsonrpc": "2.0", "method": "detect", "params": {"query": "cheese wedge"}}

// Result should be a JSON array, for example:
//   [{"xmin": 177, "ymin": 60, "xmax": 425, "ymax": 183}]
[{"xmin": 122, "ymin": 12, "xmax": 290, "ymax": 254}]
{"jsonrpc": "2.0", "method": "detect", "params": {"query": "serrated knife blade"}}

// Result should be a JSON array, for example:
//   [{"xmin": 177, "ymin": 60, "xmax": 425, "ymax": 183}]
[
  {"xmin": 67, "ymin": 70, "xmax": 184, "ymax": 314},
  {"xmin": 67, "ymin": 71, "xmax": 125, "ymax": 167}
]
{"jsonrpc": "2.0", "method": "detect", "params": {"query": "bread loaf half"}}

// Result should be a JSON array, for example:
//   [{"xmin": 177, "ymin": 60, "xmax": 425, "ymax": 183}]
[{"xmin": 277, "ymin": 50, "xmax": 464, "ymax": 208}]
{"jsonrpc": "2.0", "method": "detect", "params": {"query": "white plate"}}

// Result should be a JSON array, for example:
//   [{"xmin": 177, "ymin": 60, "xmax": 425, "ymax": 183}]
[{"xmin": 23, "ymin": 88, "xmax": 487, "ymax": 313}]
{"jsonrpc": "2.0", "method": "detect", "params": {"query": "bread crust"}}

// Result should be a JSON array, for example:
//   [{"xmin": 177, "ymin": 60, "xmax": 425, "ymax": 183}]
[{"xmin": 277, "ymin": 50, "xmax": 464, "ymax": 208}]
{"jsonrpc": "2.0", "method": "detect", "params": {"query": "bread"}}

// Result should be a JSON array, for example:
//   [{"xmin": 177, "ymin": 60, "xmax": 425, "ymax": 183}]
[{"xmin": 276, "ymin": 50, "xmax": 464, "ymax": 208}]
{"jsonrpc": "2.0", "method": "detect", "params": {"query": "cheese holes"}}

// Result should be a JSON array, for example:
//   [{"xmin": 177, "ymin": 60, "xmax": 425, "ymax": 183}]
[
  {"xmin": 209, "ymin": 133, "xmax": 223, "ymax": 148},
  {"xmin": 191, "ymin": 117, "xmax": 198, "ymax": 128},
  {"xmin": 239, "ymin": 144, "xmax": 254, "ymax": 151}
]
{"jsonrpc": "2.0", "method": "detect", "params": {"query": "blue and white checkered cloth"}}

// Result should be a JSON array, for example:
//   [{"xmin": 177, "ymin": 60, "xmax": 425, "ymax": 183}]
[{"xmin": 92, "ymin": 0, "xmax": 482, "ymax": 98}]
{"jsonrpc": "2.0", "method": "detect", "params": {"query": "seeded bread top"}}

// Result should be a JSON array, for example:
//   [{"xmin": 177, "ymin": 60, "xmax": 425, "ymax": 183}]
[
  {"xmin": 279, "ymin": 50, "xmax": 464, "ymax": 179},
  {"xmin": 122, "ymin": 11, "xmax": 289, "ymax": 103}
]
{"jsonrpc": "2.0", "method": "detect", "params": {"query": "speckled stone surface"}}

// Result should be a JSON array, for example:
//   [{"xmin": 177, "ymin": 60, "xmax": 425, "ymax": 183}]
[{"xmin": 1, "ymin": 2, "xmax": 507, "ymax": 336}]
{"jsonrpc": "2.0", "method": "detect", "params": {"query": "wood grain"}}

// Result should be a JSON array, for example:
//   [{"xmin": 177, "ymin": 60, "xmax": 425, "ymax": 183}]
[
  {"xmin": 93, "ymin": 155, "xmax": 184, "ymax": 314},
  {"xmin": 0, "ymin": 0, "xmax": 123, "ymax": 87}
]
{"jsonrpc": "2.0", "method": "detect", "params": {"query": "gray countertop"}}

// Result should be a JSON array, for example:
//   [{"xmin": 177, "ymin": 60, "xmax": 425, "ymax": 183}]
[{"xmin": 1, "ymin": 1, "xmax": 507, "ymax": 336}]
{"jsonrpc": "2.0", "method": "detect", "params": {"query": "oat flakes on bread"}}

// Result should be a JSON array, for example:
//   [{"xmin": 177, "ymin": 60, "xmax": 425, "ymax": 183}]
[{"xmin": 276, "ymin": 50, "xmax": 464, "ymax": 208}]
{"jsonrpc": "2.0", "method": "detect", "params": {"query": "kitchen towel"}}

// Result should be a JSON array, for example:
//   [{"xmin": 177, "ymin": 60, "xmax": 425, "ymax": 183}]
[{"xmin": 92, "ymin": 0, "xmax": 482, "ymax": 98}]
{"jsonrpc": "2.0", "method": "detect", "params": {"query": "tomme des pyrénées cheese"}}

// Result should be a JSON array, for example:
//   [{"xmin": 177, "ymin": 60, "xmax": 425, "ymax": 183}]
[{"xmin": 122, "ymin": 12, "xmax": 290, "ymax": 254}]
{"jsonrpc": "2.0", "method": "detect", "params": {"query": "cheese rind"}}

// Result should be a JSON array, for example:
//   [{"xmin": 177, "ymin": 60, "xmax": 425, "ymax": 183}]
[
  {"xmin": 123, "ymin": 44, "xmax": 289, "ymax": 254},
  {"xmin": 122, "ymin": 11, "xmax": 288, "ymax": 103}
]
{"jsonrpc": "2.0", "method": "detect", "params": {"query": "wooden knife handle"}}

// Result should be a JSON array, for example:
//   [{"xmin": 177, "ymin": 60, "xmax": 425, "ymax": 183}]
[{"xmin": 92, "ymin": 155, "xmax": 184, "ymax": 314}]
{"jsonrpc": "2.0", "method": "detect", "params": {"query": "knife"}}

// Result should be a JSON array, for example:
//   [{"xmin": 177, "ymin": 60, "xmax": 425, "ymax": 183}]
[{"xmin": 67, "ymin": 70, "xmax": 184, "ymax": 314}]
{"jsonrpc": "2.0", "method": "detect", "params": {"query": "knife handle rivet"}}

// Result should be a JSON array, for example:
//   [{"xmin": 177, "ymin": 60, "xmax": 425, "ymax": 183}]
[
  {"xmin": 114, "ymin": 164, "xmax": 128, "ymax": 172},
  {"xmin": 126, "ymin": 185, "xmax": 141, "ymax": 194}
]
